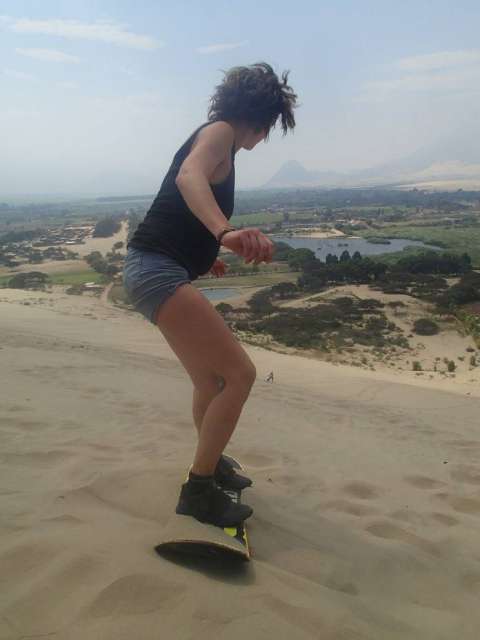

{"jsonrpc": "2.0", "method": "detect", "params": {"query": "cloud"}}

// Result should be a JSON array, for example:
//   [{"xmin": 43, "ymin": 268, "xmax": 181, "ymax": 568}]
[
  {"xmin": 58, "ymin": 81, "xmax": 78, "ymax": 90},
  {"xmin": 2, "ymin": 16, "xmax": 162, "ymax": 50},
  {"xmin": 16, "ymin": 47, "xmax": 80, "ymax": 63},
  {"xmin": 196, "ymin": 40, "xmax": 249, "ymax": 54},
  {"xmin": 118, "ymin": 67, "xmax": 136, "ymax": 77},
  {"xmin": 0, "ymin": 107, "xmax": 41, "ymax": 118},
  {"xmin": 2, "ymin": 68, "xmax": 35, "ymax": 81},
  {"xmin": 357, "ymin": 49, "xmax": 480, "ymax": 103},
  {"xmin": 88, "ymin": 92, "xmax": 169, "ymax": 116},
  {"xmin": 397, "ymin": 49, "xmax": 480, "ymax": 73}
]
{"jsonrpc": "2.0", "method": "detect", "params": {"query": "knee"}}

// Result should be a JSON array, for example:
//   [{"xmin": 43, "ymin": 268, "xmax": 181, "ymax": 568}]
[{"xmin": 226, "ymin": 362, "xmax": 256, "ymax": 392}]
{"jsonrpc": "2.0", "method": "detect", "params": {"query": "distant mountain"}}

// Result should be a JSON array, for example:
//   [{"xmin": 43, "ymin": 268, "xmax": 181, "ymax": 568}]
[
  {"xmin": 263, "ymin": 160, "xmax": 344, "ymax": 188},
  {"xmin": 357, "ymin": 127, "xmax": 480, "ymax": 184},
  {"xmin": 262, "ymin": 129, "xmax": 480, "ymax": 190}
]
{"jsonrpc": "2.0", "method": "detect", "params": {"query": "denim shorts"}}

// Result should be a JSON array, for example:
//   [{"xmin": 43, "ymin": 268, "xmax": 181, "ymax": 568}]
[{"xmin": 123, "ymin": 247, "xmax": 192, "ymax": 324}]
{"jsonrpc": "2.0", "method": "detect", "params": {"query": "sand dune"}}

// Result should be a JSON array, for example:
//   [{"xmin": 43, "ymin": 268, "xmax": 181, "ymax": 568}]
[{"xmin": 1, "ymin": 289, "xmax": 480, "ymax": 639}]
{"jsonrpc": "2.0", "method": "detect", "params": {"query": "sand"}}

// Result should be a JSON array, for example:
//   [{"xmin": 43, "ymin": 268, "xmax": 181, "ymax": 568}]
[
  {"xmin": 1, "ymin": 286, "xmax": 480, "ymax": 639},
  {"xmin": 273, "ymin": 283, "xmax": 480, "ymax": 389}
]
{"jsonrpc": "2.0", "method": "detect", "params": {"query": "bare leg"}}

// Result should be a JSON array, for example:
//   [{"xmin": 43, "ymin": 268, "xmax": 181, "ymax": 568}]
[
  {"xmin": 153, "ymin": 284, "xmax": 256, "ymax": 476},
  {"xmin": 191, "ymin": 377, "xmax": 254, "ymax": 476},
  {"xmin": 192, "ymin": 378, "xmax": 224, "ymax": 437}
]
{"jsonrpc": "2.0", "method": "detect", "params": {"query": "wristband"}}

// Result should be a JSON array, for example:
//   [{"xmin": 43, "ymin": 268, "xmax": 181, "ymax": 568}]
[{"xmin": 216, "ymin": 226, "xmax": 237, "ymax": 244}]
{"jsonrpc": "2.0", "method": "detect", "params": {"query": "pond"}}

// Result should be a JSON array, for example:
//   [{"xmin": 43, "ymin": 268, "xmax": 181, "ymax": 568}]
[
  {"xmin": 199, "ymin": 287, "xmax": 242, "ymax": 301},
  {"xmin": 269, "ymin": 235, "xmax": 441, "ymax": 262}
]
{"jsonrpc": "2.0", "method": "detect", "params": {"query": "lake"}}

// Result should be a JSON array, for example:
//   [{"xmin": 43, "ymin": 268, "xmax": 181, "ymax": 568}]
[
  {"xmin": 199, "ymin": 287, "xmax": 242, "ymax": 302},
  {"xmin": 198, "ymin": 236, "xmax": 441, "ymax": 302},
  {"xmin": 269, "ymin": 235, "xmax": 440, "ymax": 262}
]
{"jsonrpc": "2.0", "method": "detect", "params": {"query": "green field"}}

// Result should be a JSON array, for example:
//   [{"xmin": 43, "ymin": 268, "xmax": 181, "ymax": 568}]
[
  {"xmin": 359, "ymin": 225, "xmax": 480, "ymax": 267},
  {"xmin": 230, "ymin": 211, "xmax": 321, "ymax": 227},
  {"xmin": 0, "ymin": 269, "xmax": 106, "ymax": 287},
  {"xmin": 196, "ymin": 270, "xmax": 299, "ymax": 288}
]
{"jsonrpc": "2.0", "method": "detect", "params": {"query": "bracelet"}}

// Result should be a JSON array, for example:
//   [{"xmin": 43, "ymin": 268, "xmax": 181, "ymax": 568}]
[{"xmin": 216, "ymin": 226, "xmax": 237, "ymax": 244}]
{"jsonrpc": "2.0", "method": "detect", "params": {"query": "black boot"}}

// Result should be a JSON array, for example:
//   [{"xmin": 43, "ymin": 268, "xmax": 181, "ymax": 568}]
[
  {"xmin": 214, "ymin": 455, "xmax": 253, "ymax": 491},
  {"xmin": 176, "ymin": 473, "xmax": 253, "ymax": 528}
]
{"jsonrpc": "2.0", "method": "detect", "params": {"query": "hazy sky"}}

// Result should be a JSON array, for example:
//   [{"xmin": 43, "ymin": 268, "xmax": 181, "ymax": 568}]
[{"xmin": 1, "ymin": 1, "xmax": 479, "ymax": 196}]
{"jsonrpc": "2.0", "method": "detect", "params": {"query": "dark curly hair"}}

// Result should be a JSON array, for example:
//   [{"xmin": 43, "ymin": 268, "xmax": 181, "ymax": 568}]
[{"xmin": 207, "ymin": 62, "xmax": 297, "ymax": 139}]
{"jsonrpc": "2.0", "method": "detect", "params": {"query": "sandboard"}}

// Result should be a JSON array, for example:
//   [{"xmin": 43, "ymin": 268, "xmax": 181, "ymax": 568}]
[{"xmin": 154, "ymin": 455, "xmax": 250, "ymax": 561}]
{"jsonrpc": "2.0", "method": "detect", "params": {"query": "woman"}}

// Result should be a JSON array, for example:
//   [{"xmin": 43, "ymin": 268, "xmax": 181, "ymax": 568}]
[{"xmin": 124, "ymin": 62, "xmax": 297, "ymax": 528}]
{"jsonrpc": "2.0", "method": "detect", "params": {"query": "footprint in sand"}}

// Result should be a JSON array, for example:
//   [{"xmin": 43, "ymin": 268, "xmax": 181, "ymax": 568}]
[
  {"xmin": 324, "ymin": 499, "xmax": 379, "ymax": 517},
  {"xmin": 430, "ymin": 512, "xmax": 459, "ymax": 527},
  {"xmin": 450, "ymin": 465, "xmax": 480, "ymax": 486},
  {"xmin": 0, "ymin": 418, "xmax": 47, "ymax": 432},
  {"xmin": 403, "ymin": 475, "xmax": 446, "ymax": 490},
  {"xmin": 434, "ymin": 492, "xmax": 480, "ymax": 516},
  {"xmin": 461, "ymin": 572, "xmax": 480, "ymax": 594},
  {"xmin": 82, "ymin": 387, "xmax": 106, "ymax": 397},
  {"xmin": 342, "ymin": 482, "xmax": 382, "ymax": 500},
  {"xmin": 4, "ymin": 404, "xmax": 31, "ymax": 413},
  {"xmin": 0, "ymin": 542, "xmax": 59, "ymax": 583},
  {"xmin": 237, "ymin": 452, "xmax": 277, "ymax": 469},
  {"xmin": 388, "ymin": 508, "xmax": 427, "ymax": 526},
  {"xmin": 365, "ymin": 520, "xmax": 441, "ymax": 557},
  {"xmin": 86, "ymin": 574, "xmax": 186, "ymax": 617}
]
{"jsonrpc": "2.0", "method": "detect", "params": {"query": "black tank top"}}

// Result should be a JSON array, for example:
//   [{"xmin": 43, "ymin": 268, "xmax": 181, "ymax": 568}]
[{"xmin": 128, "ymin": 121, "xmax": 235, "ymax": 280}]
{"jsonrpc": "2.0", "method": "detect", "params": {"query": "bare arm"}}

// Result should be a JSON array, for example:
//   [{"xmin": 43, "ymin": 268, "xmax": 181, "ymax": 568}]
[{"xmin": 175, "ymin": 121, "xmax": 235, "ymax": 240}]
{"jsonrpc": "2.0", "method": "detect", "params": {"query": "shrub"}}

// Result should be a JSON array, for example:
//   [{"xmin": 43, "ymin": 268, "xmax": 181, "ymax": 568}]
[
  {"xmin": 215, "ymin": 303, "xmax": 234, "ymax": 315},
  {"xmin": 66, "ymin": 284, "xmax": 85, "ymax": 295},
  {"xmin": 413, "ymin": 318, "xmax": 440, "ymax": 336}
]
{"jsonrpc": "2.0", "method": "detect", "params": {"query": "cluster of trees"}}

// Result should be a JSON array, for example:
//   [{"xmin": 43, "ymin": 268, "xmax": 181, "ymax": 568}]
[
  {"xmin": 92, "ymin": 217, "xmax": 122, "ymax": 238},
  {"xmin": 85, "ymin": 251, "xmax": 119, "ymax": 277},
  {"xmin": 7, "ymin": 271, "xmax": 49, "ymax": 289},
  {"xmin": 0, "ymin": 228, "xmax": 41, "ymax": 245},
  {"xmin": 436, "ymin": 271, "xmax": 480, "ymax": 309},
  {"xmin": 273, "ymin": 243, "xmax": 479, "ymax": 311},
  {"xmin": 282, "ymin": 248, "xmax": 388, "ymax": 290},
  {"xmin": 393, "ymin": 251, "xmax": 471, "ymax": 275}
]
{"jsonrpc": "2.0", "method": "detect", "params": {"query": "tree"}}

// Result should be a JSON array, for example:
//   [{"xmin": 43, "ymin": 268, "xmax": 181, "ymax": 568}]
[
  {"xmin": 247, "ymin": 289, "xmax": 275, "ymax": 314},
  {"xmin": 8, "ymin": 271, "xmax": 49, "ymax": 289},
  {"xmin": 93, "ymin": 217, "xmax": 121, "ymax": 238},
  {"xmin": 287, "ymin": 248, "xmax": 316, "ymax": 271},
  {"xmin": 270, "ymin": 282, "xmax": 298, "ymax": 299}
]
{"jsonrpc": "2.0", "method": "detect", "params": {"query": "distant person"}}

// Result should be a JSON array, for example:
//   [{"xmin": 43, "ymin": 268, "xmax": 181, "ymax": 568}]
[{"xmin": 124, "ymin": 62, "xmax": 297, "ymax": 528}]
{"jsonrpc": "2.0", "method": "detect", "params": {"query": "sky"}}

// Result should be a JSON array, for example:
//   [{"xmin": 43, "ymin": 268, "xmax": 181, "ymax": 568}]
[{"xmin": 1, "ymin": 0, "xmax": 480, "ymax": 197}]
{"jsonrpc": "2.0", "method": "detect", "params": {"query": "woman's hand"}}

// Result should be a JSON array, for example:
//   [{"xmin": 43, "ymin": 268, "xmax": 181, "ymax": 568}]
[
  {"xmin": 220, "ymin": 228, "xmax": 275, "ymax": 264},
  {"xmin": 209, "ymin": 258, "xmax": 228, "ymax": 277}
]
